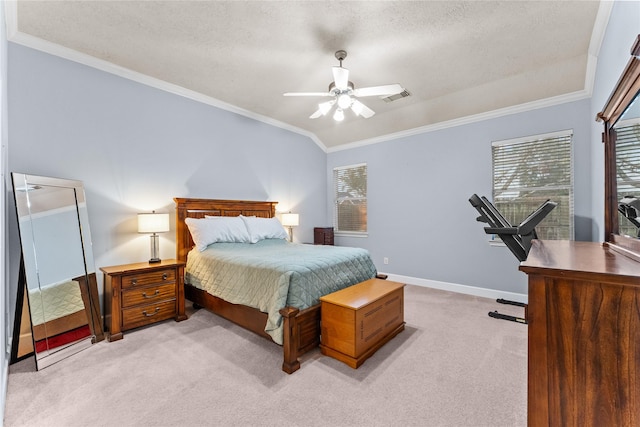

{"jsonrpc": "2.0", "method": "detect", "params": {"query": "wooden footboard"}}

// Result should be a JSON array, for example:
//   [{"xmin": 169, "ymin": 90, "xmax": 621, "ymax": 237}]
[
  {"xmin": 185, "ymin": 283, "xmax": 319, "ymax": 373},
  {"xmin": 280, "ymin": 304, "xmax": 321, "ymax": 373}
]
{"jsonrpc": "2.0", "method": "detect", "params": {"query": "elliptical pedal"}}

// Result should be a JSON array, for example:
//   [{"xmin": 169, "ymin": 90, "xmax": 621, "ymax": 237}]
[{"xmin": 488, "ymin": 298, "xmax": 528, "ymax": 324}]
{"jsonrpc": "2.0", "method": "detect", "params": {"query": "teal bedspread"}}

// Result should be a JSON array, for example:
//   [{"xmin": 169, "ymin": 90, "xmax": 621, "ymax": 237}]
[{"xmin": 185, "ymin": 239, "xmax": 377, "ymax": 344}]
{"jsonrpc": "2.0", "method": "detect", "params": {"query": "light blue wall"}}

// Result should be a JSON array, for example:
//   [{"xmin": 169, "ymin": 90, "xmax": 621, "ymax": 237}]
[
  {"xmin": 6, "ymin": 42, "xmax": 327, "ymax": 334},
  {"xmin": 328, "ymin": 99, "xmax": 592, "ymax": 295},
  {"xmin": 590, "ymin": 0, "xmax": 640, "ymax": 240}
]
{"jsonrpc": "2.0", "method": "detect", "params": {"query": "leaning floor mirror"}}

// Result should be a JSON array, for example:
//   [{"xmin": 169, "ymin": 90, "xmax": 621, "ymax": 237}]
[{"xmin": 11, "ymin": 173, "xmax": 103, "ymax": 370}]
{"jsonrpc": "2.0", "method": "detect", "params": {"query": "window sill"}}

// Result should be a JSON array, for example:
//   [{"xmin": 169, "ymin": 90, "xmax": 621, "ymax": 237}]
[{"xmin": 335, "ymin": 232, "xmax": 368, "ymax": 238}]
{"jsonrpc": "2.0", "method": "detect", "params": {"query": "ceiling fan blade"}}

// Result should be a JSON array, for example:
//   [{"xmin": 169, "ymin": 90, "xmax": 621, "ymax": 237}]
[
  {"xmin": 310, "ymin": 100, "xmax": 335, "ymax": 119},
  {"xmin": 284, "ymin": 92, "xmax": 331, "ymax": 97},
  {"xmin": 351, "ymin": 100, "xmax": 375, "ymax": 118},
  {"xmin": 309, "ymin": 109, "xmax": 324, "ymax": 119},
  {"xmin": 332, "ymin": 66, "xmax": 349, "ymax": 90},
  {"xmin": 353, "ymin": 84, "xmax": 403, "ymax": 97}
]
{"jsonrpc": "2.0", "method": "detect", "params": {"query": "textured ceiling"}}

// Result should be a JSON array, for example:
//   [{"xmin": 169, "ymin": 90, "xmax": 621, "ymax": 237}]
[{"xmin": 10, "ymin": 1, "xmax": 603, "ymax": 150}]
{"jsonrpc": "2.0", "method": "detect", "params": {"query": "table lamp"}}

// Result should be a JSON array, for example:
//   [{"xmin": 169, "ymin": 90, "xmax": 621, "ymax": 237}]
[
  {"xmin": 281, "ymin": 213, "xmax": 299, "ymax": 242},
  {"xmin": 138, "ymin": 211, "xmax": 170, "ymax": 263}
]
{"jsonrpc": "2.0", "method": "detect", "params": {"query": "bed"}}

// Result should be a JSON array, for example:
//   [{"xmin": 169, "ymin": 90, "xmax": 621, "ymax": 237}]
[{"xmin": 175, "ymin": 198, "xmax": 377, "ymax": 373}]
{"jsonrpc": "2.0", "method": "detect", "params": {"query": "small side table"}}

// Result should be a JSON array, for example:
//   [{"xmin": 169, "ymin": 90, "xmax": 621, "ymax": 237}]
[{"xmin": 100, "ymin": 259, "xmax": 187, "ymax": 341}]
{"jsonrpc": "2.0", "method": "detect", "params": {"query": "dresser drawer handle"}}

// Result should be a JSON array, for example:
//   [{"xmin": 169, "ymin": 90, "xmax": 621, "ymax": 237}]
[
  {"xmin": 142, "ymin": 290, "xmax": 160, "ymax": 299},
  {"xmin": 143, "ymin": 307, "xmax": 160, "ymax": 317},
  {"xmin": 131, "ymin": 278, "xmax": 137, "ymax": 286},
  {"xmin": 162, "ymin": 273, "xmax": 168, "ymax": 280}
]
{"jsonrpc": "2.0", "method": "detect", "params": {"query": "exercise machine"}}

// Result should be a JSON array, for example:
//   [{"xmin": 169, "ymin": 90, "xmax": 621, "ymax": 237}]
[
  {"xmin": 619, "ymin": 196, "xmax": 640, "ymax": 237},
  {"xmin": 469, "ymin": 194, "xmax": 557, "ymax": 323}
]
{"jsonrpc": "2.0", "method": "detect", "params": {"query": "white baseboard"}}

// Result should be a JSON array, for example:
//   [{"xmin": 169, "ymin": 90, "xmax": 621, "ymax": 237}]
[{"xmin": 380, "ymin": 273, "xmax": 528, "ymax": 304}]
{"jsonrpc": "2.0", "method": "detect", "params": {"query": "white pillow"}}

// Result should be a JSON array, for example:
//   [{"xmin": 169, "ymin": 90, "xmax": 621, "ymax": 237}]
[
  {"xmin": 184, "ymin": 216, "xmax": 250, "ymax": 251},
  {"xmin": 240, "ymin": 215, "xmax": 289, "ymax": 243}
]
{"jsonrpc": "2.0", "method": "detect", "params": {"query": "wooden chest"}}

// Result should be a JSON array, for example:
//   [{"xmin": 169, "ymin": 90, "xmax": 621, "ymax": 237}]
[{"xmin": 320, "ymin": 278, "xmax": 405, "ymax": 368}]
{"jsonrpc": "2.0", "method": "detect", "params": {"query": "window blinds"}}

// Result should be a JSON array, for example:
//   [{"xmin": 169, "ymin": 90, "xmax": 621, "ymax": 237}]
[
  {"xmin": 492, "ymin": 130, "xmax": 574, "ymax": 240},
  {"xmin": 333, "ymin": 163, "xmax": 367, "ymax": 234}
]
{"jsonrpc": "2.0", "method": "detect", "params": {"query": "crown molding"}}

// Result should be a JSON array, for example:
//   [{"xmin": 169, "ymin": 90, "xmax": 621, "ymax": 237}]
[
  {"xmin": 5, "ymin": 0, "xmax": 611, "ymax": 156},
  {"xmin": 4, "ymin": 22, "xmax": 328, "ymax": 153},
  {"xmin": 327, "ymin": 2, "xmax": 615, "ymax": 154},
  {"xmin": 327, "ymin": 89, "xmax": 591, "ymax": 153}
]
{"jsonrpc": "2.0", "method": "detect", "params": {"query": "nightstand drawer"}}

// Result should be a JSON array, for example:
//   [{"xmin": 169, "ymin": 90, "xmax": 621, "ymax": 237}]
[
  {"xmin": 122, "ymin": 269, "xmax": 175, "ymax": 288},
  {"xmin": 121, "ymin": 283, "xmax": 177, "ymax": 308},
  {"xmin": 122, "ymin": 299, "xmax": 176, "ymax": 329}
]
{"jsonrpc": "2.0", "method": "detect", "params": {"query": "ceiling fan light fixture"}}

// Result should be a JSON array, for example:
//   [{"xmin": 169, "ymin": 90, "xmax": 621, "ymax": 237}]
[
  {"xmin": 284, "ymin": 50, "xmax": 403, "ymax": 122},
  {"xmin": 337, "ymin": 93, "xmax": 352, "ymax": 109}
]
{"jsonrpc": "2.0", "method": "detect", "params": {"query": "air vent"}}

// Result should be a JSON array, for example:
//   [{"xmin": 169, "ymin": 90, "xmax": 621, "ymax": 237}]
[{"xmin": 381, "ymin": 89, "xmax": 411, "ymax": 103}]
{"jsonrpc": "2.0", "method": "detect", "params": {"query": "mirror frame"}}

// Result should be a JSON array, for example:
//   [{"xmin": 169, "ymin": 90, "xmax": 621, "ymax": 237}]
[
  {"xmin": 10, "ymin": 173, "xmax": 104, "ymax": 369},
  {"xmin": 597, "ymin": 34, "xmax": 640, "ymax": 261}
]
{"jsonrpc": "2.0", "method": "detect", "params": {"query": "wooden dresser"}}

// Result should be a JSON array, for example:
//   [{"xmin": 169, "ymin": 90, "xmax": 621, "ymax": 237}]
[
  {"xmin": 101, "ymin": 259, "xmax": 187, "ymax": 341},
  {"xmin": 520, "ymin": 240, "xmax": 640, "ymax": 427},
  {"xmin": 320, "ymin": 278, "xmax": 405, "ymax": 368}
]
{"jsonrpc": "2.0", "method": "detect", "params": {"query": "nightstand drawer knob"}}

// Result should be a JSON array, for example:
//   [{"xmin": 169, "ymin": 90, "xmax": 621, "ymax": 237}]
[
  {"xmin": 143, "ymin": 307, "xmax": 160, "ymax": 317},
  {"xmin": 162, "ymin": 273, "xmax": 168, "ymax": 280},
  {"xmin": 142, "ymin": 290, "xmax": 160, "ymax": 299},
  {"xmin": 131, "ymin": 279, "xmax": 137, "ymax": 286}
]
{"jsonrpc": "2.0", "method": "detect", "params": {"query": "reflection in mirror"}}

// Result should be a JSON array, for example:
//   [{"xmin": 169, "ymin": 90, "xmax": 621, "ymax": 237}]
[
  {"xmin": 11, "ymin": 173, "xmax": 103, "ymax": 370},
  {"xmin": 614, "ymin": 95, "xmax": 640, "ymax": 238},
  {"xmin": 598, "ymin": 34, "xmax": 640, "ymax": 259}
]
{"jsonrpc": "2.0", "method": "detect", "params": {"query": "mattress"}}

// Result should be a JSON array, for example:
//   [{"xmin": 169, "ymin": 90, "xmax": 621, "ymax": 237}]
[
  {"xmin": 28, "ymin": 279, "xmax": 85, "ymax": 326},
  {"xmin": 186, "ymin": 239, "xmax": 377, "ymax": 344}
]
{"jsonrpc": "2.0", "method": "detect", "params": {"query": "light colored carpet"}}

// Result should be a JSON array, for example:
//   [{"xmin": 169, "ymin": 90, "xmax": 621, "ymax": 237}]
[{"xmin": 4, "ymin": 285, "xmax": 527, "ymax": 427}]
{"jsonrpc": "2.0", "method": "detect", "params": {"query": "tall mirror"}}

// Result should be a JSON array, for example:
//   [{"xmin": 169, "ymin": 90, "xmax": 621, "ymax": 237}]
[
  {"xmin": 11, "ymin": 173, "xmax": 103, "ymax": 370},
  {"xmin": 615, "ymin": 97, "xmax": 640, "ymax": 238},
  {"xmin": 598, "ymin": 34, "xmax": 640, "ymax": 259}
]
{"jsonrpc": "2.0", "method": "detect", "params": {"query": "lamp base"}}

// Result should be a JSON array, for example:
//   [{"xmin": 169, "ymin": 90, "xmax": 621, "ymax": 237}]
[{"xmin": 149, "ymin": 234, "xmax": 161, "ymax": 264}]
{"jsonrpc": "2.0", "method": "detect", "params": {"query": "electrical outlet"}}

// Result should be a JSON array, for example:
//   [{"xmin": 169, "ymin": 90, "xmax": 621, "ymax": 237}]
[{"xmin": 383, "ymin": 257, "xmax": 389, "ymax": 265}]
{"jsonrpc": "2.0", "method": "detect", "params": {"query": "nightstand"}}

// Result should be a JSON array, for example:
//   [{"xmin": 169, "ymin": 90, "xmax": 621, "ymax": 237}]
[
  {"xmin": 100, "ymin": 259, "xmax": 187, "ymax": 341},
  {"xmin": 314, "ymin": 227, "xmax": 334, "ymax": 245}
]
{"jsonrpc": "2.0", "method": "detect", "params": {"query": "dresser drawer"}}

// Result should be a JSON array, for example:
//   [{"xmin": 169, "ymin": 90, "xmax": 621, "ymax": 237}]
[
  {"xmin": 121, "ymin": 283, "xmax": 177, "ymax": 308},
  {"xmin": 122, "ymin": 269, "xmax": 176, "ymax": 289},
  {"xmin": 122, "ymin": 299, "xmax": 176, "ymax": 329}
]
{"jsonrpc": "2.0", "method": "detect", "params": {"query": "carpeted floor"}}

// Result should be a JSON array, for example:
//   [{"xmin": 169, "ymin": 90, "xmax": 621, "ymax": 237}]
[{"xmin": 4, "ymin": 285, "xmax": 527, "ymax": 427}]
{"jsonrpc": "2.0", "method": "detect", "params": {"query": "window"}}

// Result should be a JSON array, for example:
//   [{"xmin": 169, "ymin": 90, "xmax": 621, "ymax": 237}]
[
  {"xmin": 334, "ymin": 163, "xmax": 367, "ymax": 234},
  {"xmin": 616, "ymin": 118, "xmax": 640, "ymax": 238},
  {"xmin": 492, "ymin": 130, "xmax": 573, "ymax": 240}
]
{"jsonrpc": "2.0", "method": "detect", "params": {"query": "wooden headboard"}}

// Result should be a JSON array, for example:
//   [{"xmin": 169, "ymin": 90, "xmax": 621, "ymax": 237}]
[{"xmin": 174, "ymin": 198, "xmax": 277, "ymax": 262}]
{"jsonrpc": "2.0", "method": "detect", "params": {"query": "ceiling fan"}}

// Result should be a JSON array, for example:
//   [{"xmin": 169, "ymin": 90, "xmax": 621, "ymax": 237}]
[{"xmin": 284, "ymin": 50, "xmax": 404, "ymax": 121}]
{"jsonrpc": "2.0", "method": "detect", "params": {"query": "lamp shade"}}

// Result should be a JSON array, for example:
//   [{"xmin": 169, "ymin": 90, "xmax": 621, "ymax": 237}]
[
  {"xmin": 138, "ymin": 212, "xmax": 170, "ymax": 233},
  {"xmin": 281, "ymin": 213, "xmax": 299, "ymax": 227}
]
